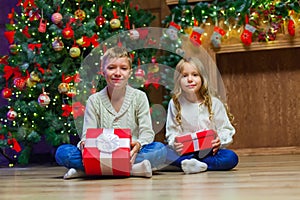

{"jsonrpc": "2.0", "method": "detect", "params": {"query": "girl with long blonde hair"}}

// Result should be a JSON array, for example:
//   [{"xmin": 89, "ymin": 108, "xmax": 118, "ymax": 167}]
[{"xmin": 165, "ymin": 57, "xmax": 238, "ymax": 174}]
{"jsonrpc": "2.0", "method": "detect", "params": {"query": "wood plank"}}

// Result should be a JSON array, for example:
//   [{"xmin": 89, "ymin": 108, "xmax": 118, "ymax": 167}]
[{"xmin": 0, "ymin": 154, "xmax": 299, "ymax": 200}]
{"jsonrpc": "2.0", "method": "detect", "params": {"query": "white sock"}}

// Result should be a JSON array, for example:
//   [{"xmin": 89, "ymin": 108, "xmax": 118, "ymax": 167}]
[
  {"xmin": 181, "ymin": 158, "xmax": 208, "ymax": 174},
  {"xmin": 131, "ymin": 160, "xmax": 152, "ymax": 178},
  {"xmin": 63, "ymin": 168, "xmax": 85, "ymax": 180}
]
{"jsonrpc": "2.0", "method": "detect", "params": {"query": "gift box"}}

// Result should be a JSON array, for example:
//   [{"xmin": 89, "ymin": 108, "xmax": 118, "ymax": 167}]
[
  {"xmin": 175, "ymin": 130, "xmax": 215, "ymax": 155},
  {"xmin": 82, "ymin": 128, "xmax": 131, "ymax": 176}
]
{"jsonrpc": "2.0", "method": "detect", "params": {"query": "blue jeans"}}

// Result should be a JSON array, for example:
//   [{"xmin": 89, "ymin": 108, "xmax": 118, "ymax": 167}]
[
  {"xmin": 165, "ymin": 145, "xmax": 239, "ymax": 171},
  {"xmin": 55, "ymin": 142, "xmax": 167, "ymax": 171}
]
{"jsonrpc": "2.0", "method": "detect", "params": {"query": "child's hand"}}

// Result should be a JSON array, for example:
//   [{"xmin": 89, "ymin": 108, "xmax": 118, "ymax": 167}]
[
  {"xmin": 130, "ymin": 141, "xmax": 141, "ymax": 165},
  {"xmin": 174, "ymin": 141, "xmax": 184, "ymax": 155},
  {"xmin": 80, "ymin": 141, "xmax": 85, "ymax": 151},
  {"xmin": 211, "ymin": 136, "xmax": 221, "ymax": 155}
]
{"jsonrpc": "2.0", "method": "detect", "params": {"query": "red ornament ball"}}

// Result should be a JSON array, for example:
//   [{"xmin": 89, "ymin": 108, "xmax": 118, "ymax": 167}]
[
  {"xmin": 38, "ymin": 93, "xmax": 51, "ymax": 106},
  {"xmin": 62, "ymin": 27, "xmax": 74, "ymax": 39},
  {"xmin": 135, "ymin": 68, "xmax": 145, "ymax": 80},
  {"xmin": 95, "ymin": 16, "xmax": 106, "ymax": 26},
  {"xmin": 7, "ymin": 109, "xmax": 17, "ymax": 121},
  {"xmin": 51, "ymin": 12, "xmax": 63, "ymax": 24},
  {"xmin": 1, "ymin": 88, "xmax": 12, "ymax": 99},
  {"xmin": 14, "ymin": 78, "xmax": 26, "ymax": 90}
]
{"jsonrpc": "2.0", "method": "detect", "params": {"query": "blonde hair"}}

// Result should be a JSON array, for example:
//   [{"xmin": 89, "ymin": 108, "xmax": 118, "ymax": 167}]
[
  {"xmin": 172, "ymin": 57, "xmax": 234, "ymax": 125},
  {"xmin": 101, "ymin": 46, "xmax": 132, "ymax": 70}
]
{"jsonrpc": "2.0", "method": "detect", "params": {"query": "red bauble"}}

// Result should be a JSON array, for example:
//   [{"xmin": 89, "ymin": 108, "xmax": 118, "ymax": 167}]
[
  {"xmin": 38, "ymin": 93, "xmax": 51, "ymax": 106},
  {"xmin": 90, "ymin": 87, "xmax": 97, "ymax": 94},
  {"xmin": 288, "ymin": 19, "xmax": 295, "ymax": 36},
  {"xmin": 14, "ymin": 78, "xmax": 26, "ymax": 90},
  {"xmin": 7, "ymin": 109, "xmax": 17, "ymax": 121},
  {"xmin": 62, "ymin": 27, "xmax": 74, "ymax": 39},
  {"xmin": 95, "ymin": 16, "xmax": 106, "ymax": 26},
  {"xmin": 1, "ymin": 88, "xmax": 12, "ymax": 99},
  {"xmin": 135, "ymin": 68, "xmax": 145, "ymax": 80}
]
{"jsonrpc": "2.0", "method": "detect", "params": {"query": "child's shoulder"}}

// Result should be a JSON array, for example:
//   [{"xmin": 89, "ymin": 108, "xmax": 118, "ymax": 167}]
[{"xmin": 211, "ymin": 96, "xmax": 225, "ymax": 107}]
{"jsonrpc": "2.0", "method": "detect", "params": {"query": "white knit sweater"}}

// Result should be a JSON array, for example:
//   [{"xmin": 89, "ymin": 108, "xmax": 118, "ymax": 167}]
[
  {"xmin": 166, "ymin": 96, "xmax": 235, "ymax": 148},
  {"xmin": 81, "ymin": 85, "xmax": 155, "ymax": 146}
]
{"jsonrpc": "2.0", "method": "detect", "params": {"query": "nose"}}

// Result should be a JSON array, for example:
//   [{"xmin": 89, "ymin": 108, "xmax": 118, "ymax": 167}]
[
  {"xmin": 187, "ymin": 75, "xmax": 193, "ymax": 82},
  {"xmin": 114, "ymin": 67, "xmax": 121, "ymax": 77}
]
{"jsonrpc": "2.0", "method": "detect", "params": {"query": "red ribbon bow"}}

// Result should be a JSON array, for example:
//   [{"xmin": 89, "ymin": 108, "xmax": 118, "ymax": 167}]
[
  {"xmin": 144, "ymin": 73, "xmax": 160, "ymax": 89},
  {"xmin": 3, "ymin": 65, "xmax": 22, "ymax": 81},
  {"xmin": 63, "ymin": 73, "xmax": 81, "ymax": 83},
  {"xmin": 7, "ymin": 132, "xmax": 22, "ymax": 152},
  {"xmin": 61, "ymin": 102, "xmax": 85, "ymax": 119},
  {"xmin": 28, "ymin": 43, "xmax": 42, "ymax": 51},
  {"xmin": 82, "ymin": 34, "xmax": 99, "ymax": 47}
]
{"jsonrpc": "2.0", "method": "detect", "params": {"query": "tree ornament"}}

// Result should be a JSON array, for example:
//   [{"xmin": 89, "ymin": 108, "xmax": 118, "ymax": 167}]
[
  {"xmin": 211, "ymin": 26, "xmax": 226, "ymax": 48},
  {"xmin": 288, "ymin": 19, "xmax": 295, "ymax": 36},
  {"xmin": 26, "ymin": 78, "xmax": 36, "ymax": 88},
  {"xmin": 38, "ymin": 90, "xmax": 51, "ymax": 106},
  {"xmin": 129, "ymin": 25, "xmax": 140, "ymax": 40},
  {"xmin": 95, "ymin": 7, "xmax": 106, "ymax": 26},
  {"xmin": 7, "ymin": 109, "xmax": 17, "ymax": 121},
  {"xmin": 58, "ymin": 82, "xmax": 70, "ymax": 94},
  {"xmin": 66, "ymin": 86, "xmax": 77, "ymax": 98},
  {"xmin": 13, "ymin": 78, "xmax": 26, "ymax": 90},
  {"xmin": 38, "ymin": 18, "xmax": 47, "ymax": 33},
  {"xmin": 110, "ymin": 10, "xmax": 120, "ymax": 29},
  {"xmin": 75, "ymin": 9, "xmax": 86, "ymax": 21},
  {"xmin": 1, "ymin": 88, "xmax": 12, "ymax": 99},
  {"xmin": 51, "ymin": 12, "xmax": 62, "ymax": 24},
  {"xmin": 52, "ymin": 37, "xmax": 64, "ymax": 51},
  {"xmin": 69, "ymin": 46, "xmax": 81, "ymax": 58},
  {"xmin": 190, "ymin": 26, "xmax": 204, "ymax": 46},
  {"xmin": 30, "ymin": 71, "xmax": 40, "ymax": 82},
  {"xmin": 148, "ymin": 57, "xmax": 159, "ymax": 73},
  {"xmin": 135, "ymin": 68, "xmax": 145, "ymax": 81},
  {"xmin": 90, "ymin": 87, "xmax": 97, "ymax": 94},
  {"xmin": 240, "ymin": 24, "xmax": 256, "ymax": 46},
  {"xmin": 9, "ymin": 44, "xmax": 19, "ymax": 55},
  {"xmin": 62, "ymin": 25, "xmax": 74, "ymax": 39},
  {"xmin": 166, "ymin": 21, "xmax": 181, "ymax": 40}
]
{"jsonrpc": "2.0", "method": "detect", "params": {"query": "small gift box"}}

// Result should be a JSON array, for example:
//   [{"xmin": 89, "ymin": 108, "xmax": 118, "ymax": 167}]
[
  {"xmin": 82, "ymin": 128, "xmax": 131, "ymax": 176},
  {"xmin": 175, "ymin": 130, "xmax": 215, "ymax": 155}
]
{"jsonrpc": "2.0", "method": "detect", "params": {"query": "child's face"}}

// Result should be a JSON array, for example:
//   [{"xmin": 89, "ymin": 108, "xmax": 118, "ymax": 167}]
[
  {"xmin": 103, "ymin": 57, "xmax": 132, "ymax": 89},
  {"xmin": 180, "ymin": 63, "xmax": 202, "ymax": 95}
]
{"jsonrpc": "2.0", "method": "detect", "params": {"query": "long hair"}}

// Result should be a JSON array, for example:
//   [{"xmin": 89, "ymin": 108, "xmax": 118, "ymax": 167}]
[{"xmin": 172, "ymin": 57, "xmax": 234, "ymax": 125}]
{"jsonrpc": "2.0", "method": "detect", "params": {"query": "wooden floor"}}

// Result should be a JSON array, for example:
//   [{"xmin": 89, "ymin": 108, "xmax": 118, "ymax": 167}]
[{"xmin": 1, "ymin": 154, "xmax": 300, "ymax": 200}]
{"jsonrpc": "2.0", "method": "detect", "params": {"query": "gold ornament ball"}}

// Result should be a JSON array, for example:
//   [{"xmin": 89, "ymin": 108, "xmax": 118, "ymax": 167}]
[
  {"xmin": 30, "ymin": 71, "xmax": 40, "ymax": 82},
  {"xmin": 26, "ymin": 78, "xmax": 36, "ymax": 88},
  {"xmin": 58, "ymin": 83, "xmax": 70, "ymax": 94},
  {"xmin": 69, "ymin": 46, "xmax": 81, "ymax": 58},
  {"xmin": 110, "ymin": 18, "xmax": 121, "ymax": 29},
  {"xmin": 75, "ymin": 9, "xmax": 86, "ymax": 21}
]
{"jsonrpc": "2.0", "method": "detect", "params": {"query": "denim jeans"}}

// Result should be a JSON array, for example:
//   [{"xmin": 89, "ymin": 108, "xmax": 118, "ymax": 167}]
[
  {"xmin": 165, "ymin": 145, "xmax": 239, "ymax": 171},
  {"xmin": 55, "ymin": 142, "xmax": 167, "ymax": 171}
]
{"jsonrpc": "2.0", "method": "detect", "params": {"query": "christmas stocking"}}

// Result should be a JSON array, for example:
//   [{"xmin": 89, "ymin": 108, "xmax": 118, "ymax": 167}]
[
  {"xmin": 190, "ymin": 26, "xmax": 204, "ymax": 46},
  {"xmin": 166, "ymin": 21, "xmax": 181, "ymax": 40},
  {"xmin": 211, "ymin": 26, "xmax": 226, "ymax": 48},
  {"xmin": 240, "ymin": 24, "xmax": 256, "ymax": 46},
  {"xmin": 288, "ymin": 18, "xmax": 295, "ymax": 36}
]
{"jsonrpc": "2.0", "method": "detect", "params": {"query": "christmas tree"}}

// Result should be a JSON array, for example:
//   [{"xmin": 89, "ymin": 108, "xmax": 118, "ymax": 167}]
[{"xmin": 0, "ymin": 0, "xmax": 156, "ymax": 165}]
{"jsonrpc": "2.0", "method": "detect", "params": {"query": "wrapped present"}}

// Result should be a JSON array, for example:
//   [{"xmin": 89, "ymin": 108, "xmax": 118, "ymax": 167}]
[
  {"xmin": 175, "ymin": 130, "xmax": 215, "ymax": 155},
  {"xmin": 82, "ymin": 128, "xmax": 131, "ymax": 176}
]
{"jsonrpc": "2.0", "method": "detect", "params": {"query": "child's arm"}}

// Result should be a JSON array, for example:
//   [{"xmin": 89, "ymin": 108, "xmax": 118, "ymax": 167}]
[
  {"xmin": 135, "ymin": 92, "xmax": 155, "ymax": 146},
  {"xmin": 212, "ymin": 98, "xmax": 235, "ymax": 148},
  {"xmin": 166, "ymin": 100, "xmax": 181, "ymax": 148}
]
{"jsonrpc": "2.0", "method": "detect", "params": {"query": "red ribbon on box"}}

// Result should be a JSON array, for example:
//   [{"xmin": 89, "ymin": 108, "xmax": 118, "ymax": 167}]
[
  {"xmin": 175, "ymin": 130, "xmax": 215, "ymax": 155},
  {"xmin": 83, "ymin": 128, "xmax": 131, "ymax": 176}
]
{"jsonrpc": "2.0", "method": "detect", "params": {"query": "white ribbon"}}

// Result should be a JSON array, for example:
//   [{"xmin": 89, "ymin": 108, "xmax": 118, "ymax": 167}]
[{"xmin": 191, "ymin": 132, "xmax": 200, "ymax": 151}]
